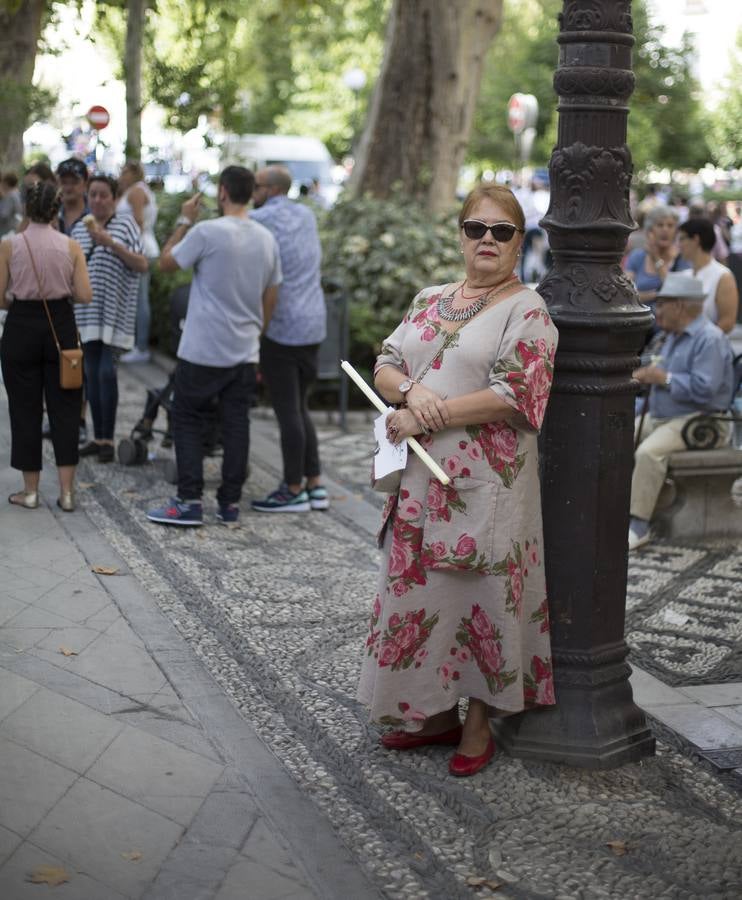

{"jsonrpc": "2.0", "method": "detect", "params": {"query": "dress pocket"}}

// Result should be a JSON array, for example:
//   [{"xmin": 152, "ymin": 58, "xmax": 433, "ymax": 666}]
[{"xmin": 420, "ymin": 476, "xmax": 500, "ymax": 575}]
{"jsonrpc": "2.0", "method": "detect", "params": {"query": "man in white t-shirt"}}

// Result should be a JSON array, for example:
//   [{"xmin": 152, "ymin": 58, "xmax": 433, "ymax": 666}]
[{"xmin": 147, "ymin": 166, "xmax": 282, "ymax": 527}]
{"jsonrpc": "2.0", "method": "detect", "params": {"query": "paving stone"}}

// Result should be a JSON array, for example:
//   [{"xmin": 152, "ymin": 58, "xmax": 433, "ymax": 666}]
[
  {"xmin": 28, "ymin": 777, "xmax": 183, "ymax": 897},
  {"xmin": 214, "ymin": 856, "xmax": 317, "ymax": 900},
  {"xmin": 677, "ymin": 683, "xmax": 742, "ymax": 707},
  {"xmin": 0, "ymin": 668, "xmax": 39, "ymax": 722},
  {"xmin": 717, "ymin": 705, "xmax": 742, "ymax": 730},
  {"xmin": 30, "ymin": 579, "xmax": 111, "ymax": 623},
  {"xmin": 649, "ymin": 704, "xmax": 742, "ymax": 750},
  {"xmin": 0, "ymin": 839, "xmax": 128, "ymax": 899},
  {"xmin": 0, "ymin": 687, "xmax": 123, "ymax": 773},
  {"xmin": 64, "ymin": 632, "xmax": 167, "ymax": 696},
  {"xmin": 630, "ymin": 667, "xmax": 691, "ymax": 708},
  {"xmin": 105, "ymin": 615, "xmax": 146, "ymax": 649},
  {"xmin": 0, "ymin": 593, "xmax": 26, "ymax": 626},
  {"xmin": 0, "ymin": 736, "xmax": 78, "ymax": 836},
  {"xmin": 86, "ymin": 725, "xmax": 224, "ymax": 826},
  {"xmin": 0, "ymin": 825, "xmax": 21, "ymax": 867}
]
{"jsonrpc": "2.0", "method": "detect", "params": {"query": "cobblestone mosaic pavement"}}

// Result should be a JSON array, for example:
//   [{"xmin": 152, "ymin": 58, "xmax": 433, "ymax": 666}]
[{"xmin": 45, "ymin": 365, "xmax": 741, "ymax": 899}]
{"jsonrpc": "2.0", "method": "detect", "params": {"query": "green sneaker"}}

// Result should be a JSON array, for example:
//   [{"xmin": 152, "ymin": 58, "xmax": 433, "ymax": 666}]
[
  {"xmin": 251, "ymin": 486, "xmax": 311, "ymax": 513},
  {"xmin": 307, "ymin": 485, "xmax": 330, "ymax": 510}
]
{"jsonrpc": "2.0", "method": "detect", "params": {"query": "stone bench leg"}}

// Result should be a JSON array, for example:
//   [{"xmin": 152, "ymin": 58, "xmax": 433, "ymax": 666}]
[{"xmin": 654, "ymin": 471, "xmax": 742, "ymax": 539}]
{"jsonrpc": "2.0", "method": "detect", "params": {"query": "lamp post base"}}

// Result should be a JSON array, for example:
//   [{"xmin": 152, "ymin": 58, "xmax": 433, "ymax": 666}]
[{"xmin": 493, "ymin": 672, "xmax": 656, "ymax": 770}]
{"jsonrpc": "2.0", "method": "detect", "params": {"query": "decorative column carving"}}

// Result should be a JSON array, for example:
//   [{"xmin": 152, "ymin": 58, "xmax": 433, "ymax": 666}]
[{"xmin": 493, "ymin": 0, "xmax": 656, "ymax": 768}]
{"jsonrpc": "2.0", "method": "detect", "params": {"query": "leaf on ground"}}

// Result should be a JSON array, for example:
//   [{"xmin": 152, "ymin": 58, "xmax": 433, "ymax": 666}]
[
  {"xmin": 59, "ymin": 646, "xmax": 78, "ymax": 657},
  {"xmin": 606, "ymin": 840, "xmax": 629, "ymax": 856},
  {"xmin": 77, "ymin": 482, "xmax": 94, "ymax": 490},
  {"xmin": 91, "ymin": 565, "xmax": 119, "ymax": 576},
  {"xmin": 26, "ymin": 864, "xmax": 71, "ymax": 885},
  {"xmin": 466, "ymin": 876, "xmax": 487, "ymax": 886},
  {"xmin": 120, "ymin": 850, "xmax": 143, "ymax": 862},
  {"xmin": 121, "ymin": 489, "xmax": 138, "ymax": 495}
]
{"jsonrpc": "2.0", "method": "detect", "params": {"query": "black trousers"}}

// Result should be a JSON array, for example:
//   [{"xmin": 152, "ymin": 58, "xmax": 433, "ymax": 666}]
[
  {"xmin": 259, "ymin": 336, "xmax": 321, "ymax": 486},
  {"xmin": 1, "ymin": 300, "xmax": 81, "ymax": 471},
  {"xmin": 173, "ymin": 359, "xmax": 257, "ymax": 505}
]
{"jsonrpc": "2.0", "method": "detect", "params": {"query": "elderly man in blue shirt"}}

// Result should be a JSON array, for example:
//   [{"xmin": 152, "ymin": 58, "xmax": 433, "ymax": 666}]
[
  {"xmin": 629, "ymin": 272, "xmax": 735, "ymax": 549},
  {"xmin": 250, "ymin": 166, "xmax": 329, "ymax": 513}
]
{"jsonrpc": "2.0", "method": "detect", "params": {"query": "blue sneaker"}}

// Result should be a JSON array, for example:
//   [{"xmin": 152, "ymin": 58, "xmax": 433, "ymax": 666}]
[
  {"xmin": 216, "ymin": 503, "xmax": 240, "ymax": 525},
  {"xmin": 307, "ymin": 485, "xmax": 330, "ymax": 510},
  {"xmin": 147, "ymin": 498, "xmax": 203, "ymax": 526},
  {"xmin": 251, "ymin": 486, "xmax": 311, "ymax": 513}
]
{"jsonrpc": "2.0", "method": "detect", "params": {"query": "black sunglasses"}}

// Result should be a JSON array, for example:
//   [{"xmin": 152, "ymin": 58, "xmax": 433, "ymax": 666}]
[{"xmin": 461, "ymin": 220, "xmax": 523, "ymax": 242}]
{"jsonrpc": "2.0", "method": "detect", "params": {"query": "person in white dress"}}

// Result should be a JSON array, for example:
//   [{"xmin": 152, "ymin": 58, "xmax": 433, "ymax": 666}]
[{"xmin": 117, "ymin": 162, "xmax": 159, "ymax": 362}]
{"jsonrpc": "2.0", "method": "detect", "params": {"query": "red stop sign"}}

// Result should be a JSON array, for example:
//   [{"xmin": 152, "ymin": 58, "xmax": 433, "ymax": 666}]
[
  {"xmin": 507, "ymin": 95, "xmax": 527, "ymax": 134},
  {"xmin": 86, "ymin": 105, "xmax": 110, "ymax": 130}
]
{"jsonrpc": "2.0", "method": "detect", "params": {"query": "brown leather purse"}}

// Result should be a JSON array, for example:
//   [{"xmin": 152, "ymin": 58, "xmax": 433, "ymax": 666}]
[{"xmin": 22, "ymin": 233, "xmax": 84, "ymax": 390}]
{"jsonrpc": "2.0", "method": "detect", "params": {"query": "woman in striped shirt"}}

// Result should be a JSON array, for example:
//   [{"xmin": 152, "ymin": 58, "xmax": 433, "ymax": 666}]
[{"xmin": 71, "ymin": 175, "xmax": 148, "ymax": 462}]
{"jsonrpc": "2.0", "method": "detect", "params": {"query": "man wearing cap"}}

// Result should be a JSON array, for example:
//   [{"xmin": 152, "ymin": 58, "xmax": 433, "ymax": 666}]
[
  {"xmin": 629, "ymin": 272, "xmax": 735, "ymax": 550},
  {"xmin": 56, "ymin": 158, "xmax": 89, "ymax": 235}
]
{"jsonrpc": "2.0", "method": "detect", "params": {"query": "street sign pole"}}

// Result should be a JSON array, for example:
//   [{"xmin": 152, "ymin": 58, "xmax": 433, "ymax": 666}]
[{"xmin": 86, "ymin": 105, "xmax": 110, "ymax": 169}]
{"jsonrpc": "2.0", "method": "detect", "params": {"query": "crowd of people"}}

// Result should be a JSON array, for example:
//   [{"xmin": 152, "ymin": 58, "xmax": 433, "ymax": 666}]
[
  {"xmin": 621, "ymin": 189, "xmax": 740, "ymax": 550},
  {"xmin": 0, "ymin": 157, "xmax": 330, "ymax": 523}
]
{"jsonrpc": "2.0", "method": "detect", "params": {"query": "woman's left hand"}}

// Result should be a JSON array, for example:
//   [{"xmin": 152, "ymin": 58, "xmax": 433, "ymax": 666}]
[{"xmin": 385, "ymin": 408, "xmax": 424, "ymax": 445}]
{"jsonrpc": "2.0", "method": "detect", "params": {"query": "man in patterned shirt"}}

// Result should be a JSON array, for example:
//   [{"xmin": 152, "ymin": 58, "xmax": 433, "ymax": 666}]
[{"xmin": 250, "ymin": 166, "xmax": 330, "ymax": 513}]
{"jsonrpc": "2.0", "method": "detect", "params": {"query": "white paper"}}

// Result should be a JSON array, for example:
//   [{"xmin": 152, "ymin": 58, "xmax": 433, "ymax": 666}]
[
  {"xmin": 373, "ymin": 410, "xmax": 408, "ymax": 479},
  {"xmin": 661, "ymin": 607, "xmax": 690, "ymax": 627}
]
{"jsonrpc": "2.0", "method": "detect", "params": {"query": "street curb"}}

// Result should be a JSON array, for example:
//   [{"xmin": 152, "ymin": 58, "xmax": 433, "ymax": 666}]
[{"xmin": 50, "ymin": 498, "xmax": 384, "ymax": 900}]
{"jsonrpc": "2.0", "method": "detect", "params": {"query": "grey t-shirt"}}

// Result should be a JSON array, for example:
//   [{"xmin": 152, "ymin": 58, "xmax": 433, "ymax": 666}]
[{"xmin": 172, "ymin": 216, "xmax": 282, "ymax": 367}]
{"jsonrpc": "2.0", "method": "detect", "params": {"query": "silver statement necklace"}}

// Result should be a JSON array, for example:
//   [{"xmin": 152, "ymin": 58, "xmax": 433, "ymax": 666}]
[{"xmin": 437, "ymin": 275, "xmax": 519, "ymax": 322}]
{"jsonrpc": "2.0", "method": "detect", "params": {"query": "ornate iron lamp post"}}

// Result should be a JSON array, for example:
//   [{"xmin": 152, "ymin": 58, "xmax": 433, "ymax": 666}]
[{"xmin": 494, "ymin": 0, "xmax": 656, "ymax": 767}]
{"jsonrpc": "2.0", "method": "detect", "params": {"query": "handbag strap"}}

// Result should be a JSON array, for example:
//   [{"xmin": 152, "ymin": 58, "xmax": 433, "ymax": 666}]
[{"xmin": 21, "ymin": 232, "xmax": 81, "ymax": 353}]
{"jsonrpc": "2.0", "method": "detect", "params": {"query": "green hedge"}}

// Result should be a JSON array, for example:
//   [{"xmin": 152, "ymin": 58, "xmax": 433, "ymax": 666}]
[
  {"xmin": 318, "ymin": 194, "xmax": 462, "ymax": 381},
  {"xmin": 148, "ymin": 192, "xmax": 464, "ymax": 380}
]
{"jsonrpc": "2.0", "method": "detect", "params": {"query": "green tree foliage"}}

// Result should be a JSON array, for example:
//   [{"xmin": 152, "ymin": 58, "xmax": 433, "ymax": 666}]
[
  {"xmin": 630, "ymin": 1, "xmax": 709, "ymax": 173},
  {"xmin": 468, "ymin": 0, "xmax": 710, "ymax": 176},
  {"xmin": 709, "ymin": 28, "xmax": 742, "ymax": 169},
  {"xmin": 318, "ymin": 194, "xmax": 461, "ymax": 375},
  {"xmin": 138, "ymin": 0, "xmax": 386, "ymax": 158}
]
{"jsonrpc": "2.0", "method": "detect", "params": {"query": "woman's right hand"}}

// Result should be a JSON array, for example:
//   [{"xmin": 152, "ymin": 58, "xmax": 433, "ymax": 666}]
[{"xmin": 405, "ymin": 383, "xmax": 450, "ymax": 432}]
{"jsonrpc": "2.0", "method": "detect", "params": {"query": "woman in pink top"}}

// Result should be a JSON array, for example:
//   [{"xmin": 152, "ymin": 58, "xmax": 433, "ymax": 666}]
[{"xmin": 0, "ymin": 183, "xmax": 92, "ymax": 511}]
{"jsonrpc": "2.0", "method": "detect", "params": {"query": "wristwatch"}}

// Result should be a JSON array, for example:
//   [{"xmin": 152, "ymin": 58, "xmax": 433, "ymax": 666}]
[
  {"xmin": 398, "ymin": 379, "xmax": 416, "ymax": 396},
  {"xmin": 664, "ymin": 372, "xmax": 673, "ymax": 388},
  {"xmin": 175, "ymin": 215, "xmax": 193, "ymax": 227}
]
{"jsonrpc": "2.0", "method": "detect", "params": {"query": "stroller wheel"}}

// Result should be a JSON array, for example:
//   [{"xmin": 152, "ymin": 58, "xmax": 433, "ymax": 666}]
[
  {"xmin": 163, "ymin": 458, "xmax": 178, "ymax": 485},
  {"xmin": 134, "ymin": 438, "xmax": 149, "ymax": 464},
  {"xmin": 118, "ymin": 438, "xmax": 138, "ymax": 466}
]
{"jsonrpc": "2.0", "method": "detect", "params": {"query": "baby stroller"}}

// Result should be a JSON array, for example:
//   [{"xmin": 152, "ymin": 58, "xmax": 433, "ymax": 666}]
[
  {"xmin": 117, "ymin": 283, "xmax": 190, "ymax": 466},
  {"xmin": 117, "ymin": 285, "xmax": 224, "ymax": 483}
]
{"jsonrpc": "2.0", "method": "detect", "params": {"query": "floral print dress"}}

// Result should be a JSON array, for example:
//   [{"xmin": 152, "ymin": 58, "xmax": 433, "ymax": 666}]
[{"xmin": 357, "ymin": 284, "xmax": 558, "ymax": 729}]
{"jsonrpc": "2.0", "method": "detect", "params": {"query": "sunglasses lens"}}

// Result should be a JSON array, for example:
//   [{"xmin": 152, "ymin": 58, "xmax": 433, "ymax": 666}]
[
  {"xmin": 463, "ymin": 222, "xmax": 487, "ymax": 240},
  {"xmin": 491, "ymin": 224, "xmax": 516, "ymax": 242}
]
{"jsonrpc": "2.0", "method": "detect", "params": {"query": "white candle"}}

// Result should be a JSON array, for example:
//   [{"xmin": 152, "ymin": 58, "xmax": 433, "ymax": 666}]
[{"xmin": 340, "ymin": 360, "xmax": 451, "ymax": 486}]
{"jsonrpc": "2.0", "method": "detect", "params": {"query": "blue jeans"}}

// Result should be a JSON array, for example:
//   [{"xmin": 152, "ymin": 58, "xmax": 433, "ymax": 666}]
[
  {"xmin": 173, "ymin": 359, "xmax": 257, "ymax": 504},
  {"xmin": 83, "ymin": 341, "xmax": 119, "ymax": 441}
]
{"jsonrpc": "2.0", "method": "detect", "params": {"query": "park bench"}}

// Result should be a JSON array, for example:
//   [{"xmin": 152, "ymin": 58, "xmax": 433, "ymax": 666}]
[{"xmin": 653, "ymin": 358, "xmax": 742, "ymax": 539}]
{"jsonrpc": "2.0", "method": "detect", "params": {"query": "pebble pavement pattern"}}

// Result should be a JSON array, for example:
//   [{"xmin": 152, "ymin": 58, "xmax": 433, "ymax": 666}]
[{"xmin": 62, "ymin": 370, "xmax": 742, "ymax": 899}]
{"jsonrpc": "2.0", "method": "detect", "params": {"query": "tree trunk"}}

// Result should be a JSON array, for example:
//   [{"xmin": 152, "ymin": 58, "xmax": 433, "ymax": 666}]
[
  {"xmin": 350, "ymin": 0, "xmax": 504, "ymax": 213},
  {"xmin": 124, "ymin": 0, "xmax": 145, "ymax": 160},
  {"xmin": 0, "ymin": 0, "xmax": 47, "ymax": 169}
]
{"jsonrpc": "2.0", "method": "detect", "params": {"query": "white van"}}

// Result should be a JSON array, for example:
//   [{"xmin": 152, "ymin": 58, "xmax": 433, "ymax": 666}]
[{"xmin": 220, "ymin": 133, "xmax": 343, "ymax": 206}]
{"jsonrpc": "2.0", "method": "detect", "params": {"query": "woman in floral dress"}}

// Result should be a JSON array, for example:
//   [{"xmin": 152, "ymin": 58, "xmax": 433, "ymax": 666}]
[{"xmin": 357, "ymin": 184, "xmax": 558, "ymax": 776}]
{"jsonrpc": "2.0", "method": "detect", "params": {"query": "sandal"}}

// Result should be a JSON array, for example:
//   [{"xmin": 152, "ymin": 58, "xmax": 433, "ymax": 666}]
[{"xmin": 8, "ymin": 491, "xmax": 39, "ymax": 509}]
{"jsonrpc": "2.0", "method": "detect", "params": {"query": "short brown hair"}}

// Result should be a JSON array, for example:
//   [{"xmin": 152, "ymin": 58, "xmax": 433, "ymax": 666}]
[{"xmin": 458, "ymin": 184, "xmax": 525, "ymax": 231}]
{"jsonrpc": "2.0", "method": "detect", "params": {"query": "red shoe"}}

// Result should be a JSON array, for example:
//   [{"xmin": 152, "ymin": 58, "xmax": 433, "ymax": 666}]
[
  {"xmin": 448, "ymin": 736, "xmax": 496, "ymax": 777},
  {"xmin": 381, "ymin": 725, "xmax": 463, "ymax": 751}
]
